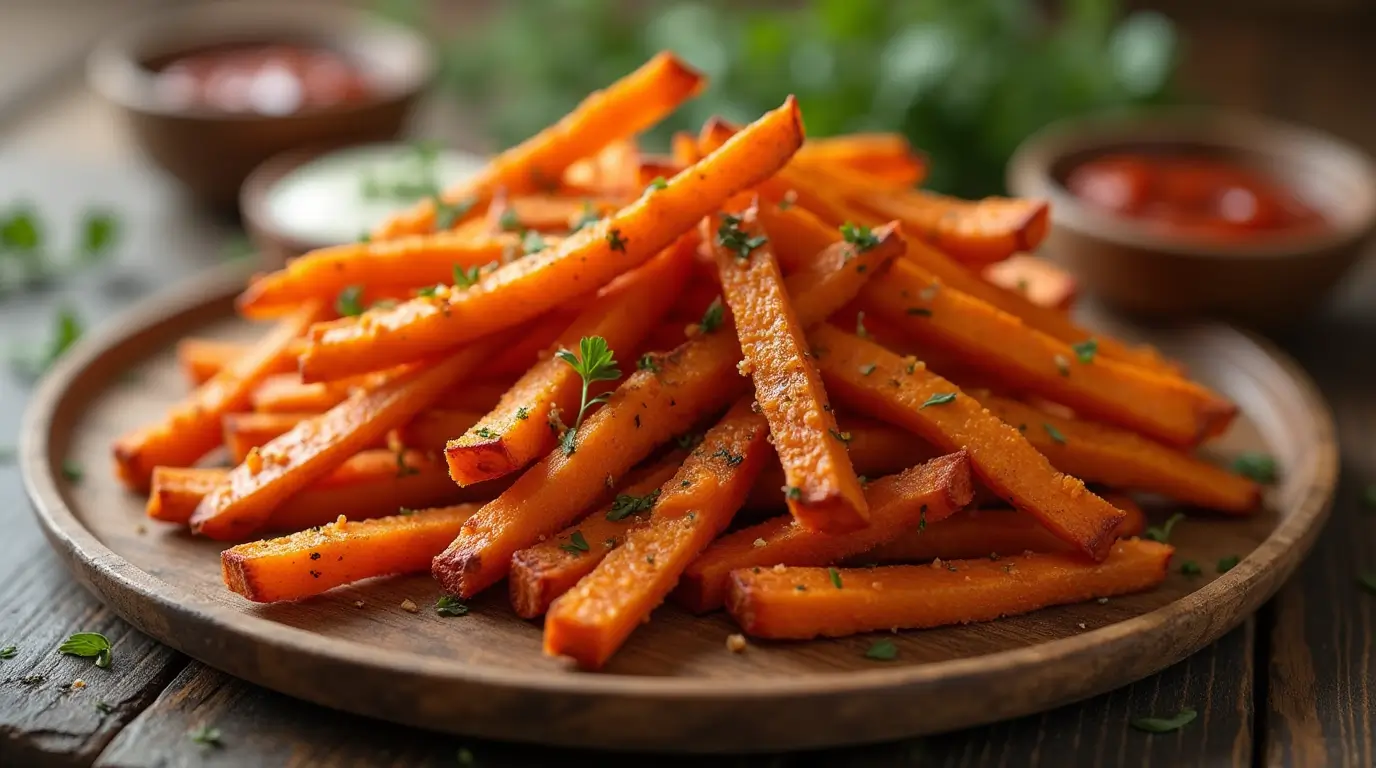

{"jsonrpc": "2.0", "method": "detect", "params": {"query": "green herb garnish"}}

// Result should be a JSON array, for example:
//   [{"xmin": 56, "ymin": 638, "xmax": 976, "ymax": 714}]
[
  {"xmin": 521, "ymin": 230, "xmax": 547, "ymax": 255},
  {"xmin": 828, "ymin": 567, "xmax": 843, "ymax": 589},
  {"xmin": 865, "ymin": 639, "xmax": 898, "ymax": 661},
  {"xmin": 1180, "ymin": 560, "xmax": 1201, "ymax": 576},
  {"xmin": 829, "ymin": 429, "xmax": 852, "ymax": 444},
  {"xmin": 571, "ymin": 203, "xmax": 601, "ymax": 232},
  {"xmin": 1071, "ymin": 338, "xmax": 1098, "ymax": 364},
  {"xmin": 453, "ymin": 263, "xmax": 482, "ymax": 289},
  {"xmin": 1131, "ymin": 708, "xmax": 1197, "ymax": 734},
  {"xmin": 840, "ymin": 222, "xmax": 879, "ymax": 252},
  {"xmin": 560, "ymin": 530, "xmax": 590, "ymax": 554},
  {"xmin": 61, "ymin": 461, "xmax": 83, "ymax": 483},
  {"xmin": 716, "ymin": 213, "xmax": 768, "ymax": 260},
  {"xmin": 647, "ymin": 176, "xmax": 668, "ymax": 192},
  {"xmin": 637, "ymin": 353, "xmax": 660, "ymax": 373},
  {"xmin": 1143, "ymin": 512, "xmax": 1184, "ymax": 543},
  {"xmin": 1217, "ymin": 555, "xmax": 1241, "ymax": 573},
  {"xmin": 498, "ymin": 209, "xmax": 522, "ymax": 232},
  {"xmin": 188, "ymin": 725, "xmax": 223, "ymax": 747},
  {"xmin": 433, "ymin": 196, "xmax": 473, "ymax": 231},
  {"xmin": 335, "ymin": 285, "xmax": 365, "ymax": 317},
  {"xmin": 555, "ymin": 336, "xmax": 621, "ymax": 455},
  {"xmin": 698, "ymin": 297, "xmax": 725, "ymax": 334},
  {"xmin": 435, "ymin": 595, "xmax": 469, "ymax": 617},
  {"xmin": 1232, "ymin": 452, "xmax": 1277, "ymax": 484},
  {"xmin": 920, "ymin": 392, "xmax": 956, "ymax": 409},
  {"xmin": 786, "ymin": 486, "xmax": 802, "ymax": 500},
  {"xmin": 606, "ymin": 227, "xmax": 628, "ymax": 252},
  {"xmin": 58, "ymin": 632, "xmax": 111, "ymax": 669},
  {"xmin": 711, "ymin": 447, "xmax": 744, "ymax": 467},
  {"xmin": 0, "ymin": 645, "xmax": 16, "ymax": 659},
  {"xmin": 1042, "ymin": 423, "xmax": 1067, "ymax": 445},
  {"xmin": 607, "ymin": 489, "xmax": 661, "ymax": 522}
]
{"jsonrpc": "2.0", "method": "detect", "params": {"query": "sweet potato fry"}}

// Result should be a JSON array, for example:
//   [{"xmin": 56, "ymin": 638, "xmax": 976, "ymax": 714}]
[
  {"xmin": 387, "ymin": 408, "xmax": 483, "ymax": 454},
  {"xmin": 177, "ymin": 337, "xmax": 299, "ymax": 385},
  {"xmin": 113, "ymin": 302, "xmax": 327, "ymax": 491},
  {"xmin": 809, "ymin": 324, "xmax": 1125, "ymax": 560},
  {"xmin": 431, "ymin": 222, "xmax": 920, "ymax": 597},
  {"xmin": 488, "ymin": 196, "xmax": 623, "ymax": 236},
  {"xmin": 850, "ymin": 188, "xmax": 1049, "ymax": 266},
  {"xmin": 982, "ymin": 254, "xmax": 1078, "ymax": 312},
  {"xmin": 795, "ymin": 134, "xmax": 926, "ymax": 188},
  {"xmin": 373, "ymin": 53, "xmax": 704, "ymax": 239},
  {"xmin": 560, "ymin": 141, "xmax": 644, "ymax": 198},
  {"xmin": 710, "ymin": 206, "xmax": 874, "ymax": 532},
  {"xmin": 754, "ymin": 201, "xmax": 842, "ymax": 273},
  {"xmin": 861, "ymin": 259, "xmax": 1236, "ymax": 446},
  {"xmin": 236, "ymin": 233, "xmax": 535, "ymax": 319},
  {"xmin": 223, "ymin": 505, "xmax": 480, "ymax": 602},
  {"xmin": 696, "ymin": 117, "xmax": 853, "ymax": 227},
  {"xmin": 726, "ymin": 539, "xmax": 1172, "ymax": 639},
  {"xmin": 252, "ymin": 374, "xmax": 507, "ymax": 415},
  {"xmin": 544, "ymin": 400, "xmax": 770, "ymax": 669},
  {"xmin": 445, "ymin": 242, "xmax": 691, "ymax": 486},
  {"xmin": 222, "ymin": 411, "xmax": 370, "ymax": 464},
  {"xmin": 509, "ymin": 456, "xmax": 683, "ymax": 618},
  {"xmin": 676, "ymin": 451, "xmax": 973, "ymax": 614},
  {"xmin": 898, "ymin": 237, "xmax": 1180, "ymax": 376},
  {"xmin": 192, "ymin": 334, "xmax": 508, "ymax": 541},
  {"xmin": 979, "ymin": 394, "xmax": 1260, "ymax": 513},
  {"xmin": 862, "ymin": 495, "xmax": 1147, "ymax": 565},
  {"xmin": 302, "ymin": 97, "xmax": 805, "ymax": 381},
  {"xmin": 147, "ymin": 449, "xmax": 498, "ymax": 532}
]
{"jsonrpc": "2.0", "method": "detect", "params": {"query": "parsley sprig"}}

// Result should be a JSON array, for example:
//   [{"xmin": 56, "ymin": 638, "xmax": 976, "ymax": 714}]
[
  {"xmin": 716, "ymin": 213, "xmax": 768, "ymax": 260},
  {"xmin": 840, "ymin": 221, "xmax": 879, "ymax": 252},
  {"xmin": 58, "ymin": 632, "xmax": 112, "ymax": 669},
  {"xmin": 555, "ymin": 336, "xmax": 621, "ymax": 455},
  {"xmin": 607, "ymin": 488, "xmax": 660, "ymax": 521}
]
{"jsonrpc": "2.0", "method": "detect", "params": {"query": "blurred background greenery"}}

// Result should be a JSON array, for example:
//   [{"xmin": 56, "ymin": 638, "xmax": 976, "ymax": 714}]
[{"xmin": 380, "ymin": 0, "xmax": 1178, "ymax": 198}]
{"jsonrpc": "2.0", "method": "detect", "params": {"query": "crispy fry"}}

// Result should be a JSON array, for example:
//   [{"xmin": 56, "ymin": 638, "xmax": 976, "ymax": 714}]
[
  {"xmin": 861, "ymin": 259, "xmax": 1236, "ymax": 446},
  {"xmin": 809, "ymin": 324, "xmax": 1125, "ymax": 560},
  {"xmin": 850, "ymin": 189, "xmax": 1049, "ymax": 266},
  {"xmin": 432, "ymin": 204, "xmax": 907, "ymax": 597},
  {"xmin": 727, "ymin": 539, "xmax": 1172, "ymax": 639},
  {"xmin": 754, "ymin": 201, "xmax": 841, "ymax": 273},
  {"xmin": 113, "ymin": 302, "xmax": 326, "ymax": 491},
  {"xmin": 148, "ymin": 449, "xmax": 500, "ymax": 532},
  {"xmin": 237, "ymin": 233, "xmax": 538, "ymax": 319},
  {"xmin": 221, "ymin": 411, "xmax": 380, "ymax": 464},
  {"xmin": 697, "ymin": 117, "xmax": 853, "ymax": 226},
  {"xmin": 373, "ymin": 53, "xmax": 704, "ymax": 239},
  {"xmin": 676, "ymin": 452, "xmax": 973, "ymax": 614},
  {"xmin": 252, "ymin": 374, "xmax": 508, "ymax": 415},
  {"xmin": 387, "ymin": 409, "xmax": 483, "ymax": 454},
  {"xmin": 445, "ymin": 242, "xmax": 691, "ymax": 486},
  {"xmin": 509, "ymin": 456, "xmax": 683, "ymax": 618},
  {"xmin": 223, "ymin": 505, "xmax": 480, "ymax": 602},
  {"xmin": 177, "ymin": 337, "xmax": 298, "ymax": 385},
  {"xmin": 709, "ymin": 205, "xmax": 874, "ymax": 532},
  {"xmin": 979, "ymin": 394, "xmax": 1260, "ymax": 513},
  {"xmin": 303, "ymin": 97, "xmax": 805, "ymax": 381},
  {"xmin": 862, "ymin": 495, "xmax": 1147, "ymax": 564},
  {"xmin": 795, "ymin": 134, "xmax": 926, "ymax": 188},
  {"xmin": 192, "ymin": 334, "xmax": 508, "ymax": 540},
  {"xmin": 544, "ymin": 400, "xmax": 770, "ymax": 669},
  {"xmin": 982, "ymin": 254, "xmax": 1078, "ymax": 312}
]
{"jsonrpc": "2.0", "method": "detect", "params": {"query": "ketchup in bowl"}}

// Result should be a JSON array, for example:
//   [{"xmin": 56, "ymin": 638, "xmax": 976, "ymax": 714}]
[
  {"xmin": 153, "ymin": 43, "xmax": 372, "ymax": 116},
  {"xmin": 1065, "ymin": 152, "xmax": 1324, "ymax": 239}
]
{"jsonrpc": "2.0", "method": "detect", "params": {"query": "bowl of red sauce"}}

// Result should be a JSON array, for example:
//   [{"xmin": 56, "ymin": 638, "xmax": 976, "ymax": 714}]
[
  {"xmin": 1008, "ymin": 110, "xmax": 1376, "ymax": 325},
  {"xmin": 88, "ymin": 3, "xmax": 435, "ymax": 206}
]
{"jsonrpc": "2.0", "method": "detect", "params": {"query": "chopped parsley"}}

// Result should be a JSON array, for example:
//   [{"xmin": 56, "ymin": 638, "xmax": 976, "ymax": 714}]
[
  {"xmin": 416, "ymin": 285, "xmax": 440, "ymax": 298},
  {"xmin": 0, "ymin": 645, "xmax": 16, "ymax": 659},
  {"xmin": 395, "ymin": 450, "xmax": 420, "ymax": 477},
  {"xmin": 515, "ymin": 406, "xmax": 530, "ymax": 421},
  {"xmin": 920, "ymin": 392, "xmax": 956, "ymax": 409},
  {"xmin": 521, "ymin": 230, "xmax": 547, "ymax": 255},
  {"xmin": 829, "ymin": 429, "xmax": 852, "ymax": 444},
  {"xmin": 453, "ymin": 263, "xmax": 482, "ymax": 289},
  {"xmin": 1130, "ymin": 708, "xmax": 1197, "ymax": 734},
  {"xmin": 1180, "ymin": 561, "xmax": 1202, "ymax": 576},
  {"xmin": 606, "ymin": 227, "xmax": 628, "ymax": 252},
  {"xmin": 571, "ymin": 203, "xmax": 601, "ymax": 232},
  {"xmin": 1072, "ymin": 338, "xmax": 1098, "ymax": 364},
  {"xmin": 711, "ymin": 447, "xmax": 744, "ymax": 467},
  {"xmin": 188, "ymin": 725, "xmax": 223, "ymax": 747},
  {"xmin": 498, "ymin": 209, "xmax": 521, "ymax": 232},
  {"xmin": 786, "ymin": 486, "xmax": 802, "ymax": 500},
  {"xmin": 859, "ymin": 363, "xmax": 877, "ymax": 376},
  {"xmin": 1232, "ymin": 452, "xmax": 1278, "ymax": 484},
  {"xmin": 1143, "ymin": 513, "xmax": 1185, "ymax": 543},
  {"xmin": 1216, "ymin": 555, "xmax": 1241, "ymax": 573},
  {"xmin": 473, "ymin": 427, "xmax": 499, "ymax": 439},
  {"xmin": 433, "ymin": 196, "xmax": 473, "ymax": 231},
  {"xmin": 839, "ymin": 221, "xmax": 879, "ymax": 252},
  {"xmin": 607, "ymin": 489, "xmax": 660, "ymax": 522},
  {"xmin": 1042, "ymin": 423, "xmax": 1067, "ymax": 445},
  {"xmin": 435, "ymin": 595, "xmax": 469, "ymax": 617},
  {"xmin": 335, "ymin": 285, "xmax": 365, "ymax": 317},
  {"xmin": 828, "ymin": 567, "xmax": 843, "ymax": 589},
  {"xmin": 560, "ymin": 531, "xmax": 590, "ymax": 554},
  {"xmin": 555, "ymin": 336, "xmax": 620, "ymax": 455},
  {"xmin": 58, "ymin": 632, "xmax": 112, "ymax": 669},
  {"xmin": 61, "ymin": 460, "xmax": 83, "ymax": 483},
  {"xmin": 716, "ymin": 213, "xmax": 768, "ymax": 260},
  {"xmin": 647, "ymin": 176, "xmax": 668, "ymax": 192},
  {"xmin": 698, "ymin": 297, "xmax": 725, "ymax": 334},
  {"xmin": 637, "ymin": 353, "xmax": 661, "ymax": 373},
  {"xmin": 865, "ymin": 639, "xmax": 898, "ymax": 661}
]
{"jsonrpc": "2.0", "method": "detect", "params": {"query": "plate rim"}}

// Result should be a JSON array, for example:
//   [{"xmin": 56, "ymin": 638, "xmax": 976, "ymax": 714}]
[{"xmin": 19, "ymin": 264, "xmax": 1339, "ymax": 750}]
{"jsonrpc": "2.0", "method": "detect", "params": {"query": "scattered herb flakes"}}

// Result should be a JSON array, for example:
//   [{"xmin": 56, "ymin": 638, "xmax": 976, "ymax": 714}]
[
  {"xmin": 828, "ymin": 567, "xmax": 843, "ymax": 589},
  {"xmin": 435, "ymin": 595, "xmax": 470, "ymax": 617},
  {"xmin": 919, "ymin": 392, "xmax": 956, "ymax": 409},
  {"xmin": 698, "ymin": 297, "xmax": 725, "ymax": 334},
  {"xmin": 711, "ymin": 447, "xmax": 744, "ymax": 467},
  {"xmin": 859, "ymin": 363, "xmax": 877, "ymax": 376},
  {"xmin": 555, "ymin": 336, "xmax": 620, "ymax": 455},
  {"xmin": 647, "ymin": 176, "xmax": 668, "ymax": 192},
  {"xmin": 521, "ymin": 230, "xmax": 547, "ymax": 255},
  {"xmin": 1232, "ymin": 452, "xmax": 1278, "ymax": 484},
  {"xmin": 645, "ymin": 554, "xmax": 655, "ymax": 565},
  {"xmin": 865, "ymin": 638, "xmax": 898, "ymax": 661},
  {"xmin": 0, "ymin": 645, "xmax": 16, "ymax": 659},
  {"xmin": 606, "ymin": 227, "xmax": 628, "ymax": 252},
  {"xmin": 416, "ymin": 284, "xmax": 441, "ymax": 298},
  {"xmin": 839, "ymin": 221, "xmax": 879, "ymax": 252},
  {"xmin": 1071, "ymin": 338, "xmax": 1098, "ymax": 364},
  {"xmin": 1130, "ymin": 708, "xmax": 1197, "ymax": 734},
  {"xmin": 61, "ymin": 461, "xmax": 83, "ymax": 483},
  {"xmin": 335, "ymin": 285, "xmax": 365, "ymax": 317},
  {"xmin": 716, "ymin": 213, "xmax": 768, "ymax": 260},
  {"xmin": 1216, "ymin": 555, "xmax": 1241, "ymax": 573},
  {"xmin": 497, "ymin": 208, "xmax": 522, "ymax": 232},
  {"xmin": 607, "ymin": 488, "xmax": 660, "ymax": 522},
  {"xmin": 1358, "ymin": 573, "xmax": 1376, "ymax": 595},
  {"xmin": 1143, "ymin": 512, "xmax": 1185, "ymax": 544},
  {"xmin": 1042, "ymin": 423, "xmax": 1067, "ymax": 445},
  {"xmin": 79, "ymin": 210, "xmax": 119, "ymax": 263},
  {"xmin": 829, "ymin": 428, "xmax": 852, "ymax": 444},
  {"xmin": 95, "ymin": 700, "xmax": 113, "ymax": 714},
  {"xmin": 637, "ymin": 353, "xmax": 661, "ymax": 373},
  {"xmin": 58, "ymin": 632, "xmax": 112, "ymax": 669},
  {"xmin": 473, "ymin": 427, "xmax": 499, "ymax": 439},
  {"xmin": 786, "ymin": 486, "xmax": 802, "ymax": 501},
  {"xmin": 560, "ymin": 530, "xmax": 590, "ymax": 554},
  {"xmin": 189, "ymin": 724, "xmax": 224, "ymax": 748},
  {"xmin": 453, "ymin": 263, "xmax": 482, "ymax": 289},
  {"xmin": 433, "ymin": 197, "xmax": 473, "ymax": 231},
  {"xmin": 571, "ymin": 203, "xmax": 601, "ymax": 232},
  {"xmin": 1180, "ymin": 560, "xmax": 1202, "ymax": 576}
]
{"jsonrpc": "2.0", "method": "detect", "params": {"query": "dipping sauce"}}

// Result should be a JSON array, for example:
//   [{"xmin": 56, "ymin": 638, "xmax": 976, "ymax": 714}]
[
  {"xmin": 1066, "ymin": 153, "xmax": 1323, "ymax": 238},
  {"xmin": 154, "ymin": 43, "xmax": 372, "ymax": 115}
]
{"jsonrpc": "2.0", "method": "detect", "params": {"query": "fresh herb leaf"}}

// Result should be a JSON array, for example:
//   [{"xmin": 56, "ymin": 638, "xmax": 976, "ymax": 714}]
[
  {"xmin": 1130, "ymin": 708, "xmax": 1197, "ymax": 734},
  {"xmin": 698, "ymin": 297, "xmax": 724, "ymax": 334},
  {"xmin": 1180, "ymin": 560, "xmax": 1201, "ymax": 576},
  {"xmin": 335, "ymin": 285, "xmax": 365, "ymax": 317},
  {"xmin": 1232, "ymin": 452, "xmax": 1277, "ymax": 484},
  {"xmin": 79, "ymin": 210, "xmax": 119, "ymax": 263},
  {"xmin": 865, "ymin": 638, "xmax": 898, "ymax": 661},
  {"xmin": 61, "ymin": 460, "xmax": 83, "ymax": 483},
  {"xmin": 1, "ymin": 207, "xmax": 41, "ymax": 251},
  {"xmin": 95, "ymin": 700, "xmax": 113, "ymax": 714},
  {"xmin": 521, "ymin": 230, "xmax": 547, "ymax": 255},
  {"xmin": 560, "ymin": 530, "xmax": 590, "ymax": 554},
  {"xmin": 416, "ymin": 284, "xmax": 441, "ymax": 298},
  {"xmin": 433, "ymin": 196, "xmax": 473, "ymax": 231},
  {"xmin": 0, "ymin": 645, "xmax": 16, "ymax": 659},
  {"xmin": 647, "ymin": 176, "xmax": 668, "ymax": 192},
  {"xmin": 188, "ymin": 725, "xmax": 223, "ymax": 747},
  {"xmin": 920, "ymin": 392, "xmax": 956, "ymax": 409},
  {"xmin": 637, "ymin": 353, "xmax": 660, "ymax": 373},
  {"xmin": 607, "ymin": 489, "xmax": 661, "ymax": 521},
  {"xmin": 786, "ymin": 486, "xmax": 802, "ymax": 500},
  {"xmin": 1143, "ymin": 512, "xmax": 1185, "ymax": 543},
  {"xmin": 435, "ymin": 595, "xmax": 469, "ymax": 617},
  {"xmin": 1042, "ymin": 423, "xmax": 1067, "ymax": 444},
  {"xmin": 58, "ymin": 632, "xmax": 111, "ymax": 668},
  {"xmin": 828, "ymin": 567, "xmax": 843, "ymax": 589},
  {"xmin": 453, "ymin": 263, "xmax": 482, "ymax": 289},
  {"xmin": 716, "ymin": 213, "xmax": 768, "ymax": 260},
  {"xmin": 1072, "ymin": 338, "xmax": 1098, "ymax": 364},
  {"xmin": 839, "ymin": 222, "xmax": 879, "ymax": 251},
  {"xmin": 555, "ymin": 336, "xmax": 621, "ymax": 455},
  {"xmin": 1217, "ymin": 555, "xmax": 1240, "ymax": 573},
  {"xmin": 606, "ymin": 227, "xmax": 628, "ymax": 252},
  {"xmin": 498, "ymin": 208, "xmax": 521, "ymax": 232}
]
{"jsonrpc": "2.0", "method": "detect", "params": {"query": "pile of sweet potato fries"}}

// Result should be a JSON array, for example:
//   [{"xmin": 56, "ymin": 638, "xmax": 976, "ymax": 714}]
[{"xmin": 113, "ymin": 52, "xmax": 1259, "ymax": 670}]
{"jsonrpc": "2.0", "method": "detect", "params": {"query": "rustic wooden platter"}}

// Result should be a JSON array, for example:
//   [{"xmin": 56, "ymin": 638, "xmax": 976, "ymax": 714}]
[{"xmin": 20, "ymin": 264, "xmax": 1337, "ymax": 753}]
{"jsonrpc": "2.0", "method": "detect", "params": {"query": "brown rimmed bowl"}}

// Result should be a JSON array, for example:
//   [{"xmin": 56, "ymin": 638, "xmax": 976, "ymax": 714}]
[
  {"xmin": 1008, "ymin": 110, "xmax": 1376, "ymax": 326},
  {"xmin": 87, "ymin": 2, "xmax": 435, "ymax": 207}
]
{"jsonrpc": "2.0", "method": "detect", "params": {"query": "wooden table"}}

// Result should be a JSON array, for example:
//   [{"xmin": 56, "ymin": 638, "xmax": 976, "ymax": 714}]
[{"xmin": 1, "ymin": 12, "xmax": 1373, "ymax": 768}]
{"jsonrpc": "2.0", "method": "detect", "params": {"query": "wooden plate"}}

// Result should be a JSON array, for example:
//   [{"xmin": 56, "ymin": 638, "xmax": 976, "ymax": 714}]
[{"xmin": 20, "ymin": 265, "xmax": 1337, "ymax": 752}]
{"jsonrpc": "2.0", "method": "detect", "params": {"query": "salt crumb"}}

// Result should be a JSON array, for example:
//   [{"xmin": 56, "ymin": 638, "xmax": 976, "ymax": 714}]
[
  {"xmin": 772, "ymin": 563, "xmax": 787, "ymax": 574},
  {"xmin": 71, "ymin": 679, "xmax": 86, "ymax": 689},
  {"xmin": 930, "ymin": 558, "xmax": 944, "ymax": 570},
  {"xmin": 1077, "ymin": 622, "xmax": 1087, "ymax": 630},
  {"xmin": 400, "ymin": 599, "xmax": 419, "ymax": 613},
  {"xmin": 1097, "ymin": 597, "xmax": 1109, "ymax": 605},
  {"xmin": 752, "ymin": 538, "xmax": 767, "ymax": 548},
  {"xmin": 354, "ymin": 600, "xmax": 365, "ymax": 609},
  {"xmin": 726, "ymin": 634, "xmax": 748, "ymax": 653}
]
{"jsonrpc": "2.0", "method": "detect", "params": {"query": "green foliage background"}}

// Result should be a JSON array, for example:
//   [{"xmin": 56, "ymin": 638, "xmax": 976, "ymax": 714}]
[{"xmin": 385, "ymin": 0, "xmax": 1177, "ymax": 198}]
